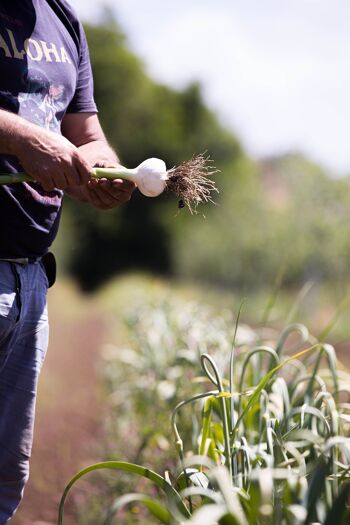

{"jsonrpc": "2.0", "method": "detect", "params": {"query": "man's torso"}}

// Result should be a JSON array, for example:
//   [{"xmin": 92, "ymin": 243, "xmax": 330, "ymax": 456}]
[{"xmin": 0, "ymin": 0, "xmax": 83, "ymax": 258}]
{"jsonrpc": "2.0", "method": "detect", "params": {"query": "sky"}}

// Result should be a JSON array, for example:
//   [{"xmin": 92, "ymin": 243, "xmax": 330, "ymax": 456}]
[{"xmin": 70, "ymin": 0, "xmax": 350, "ymax": 175}]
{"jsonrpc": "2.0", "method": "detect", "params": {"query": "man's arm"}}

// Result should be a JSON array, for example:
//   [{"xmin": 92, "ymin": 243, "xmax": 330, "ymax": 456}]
[
  {"xmin": 0, "ymin": 109, "xmax": 91, "ymax": 191},
  {"xmin": 61, "ymin": 112, "xmax": 135, "ymax": 209}
]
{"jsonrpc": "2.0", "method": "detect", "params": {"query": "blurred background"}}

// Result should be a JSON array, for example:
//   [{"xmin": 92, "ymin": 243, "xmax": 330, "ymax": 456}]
[
  {"xmin": 13, "ymin": 2, "xmax": 350, "ymax": 524},
  {"xmin": 53, "ymin": 0, "xmax": 350, "ymax": 296}
]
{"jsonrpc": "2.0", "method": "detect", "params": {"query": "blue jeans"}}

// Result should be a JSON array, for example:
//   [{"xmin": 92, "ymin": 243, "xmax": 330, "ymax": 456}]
[{"xmin": 0, "ymin": 261, "xmax": 49, "ymax": 524}]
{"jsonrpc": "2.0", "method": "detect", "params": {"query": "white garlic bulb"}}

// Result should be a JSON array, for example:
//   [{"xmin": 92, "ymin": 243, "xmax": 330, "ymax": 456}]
[{"xmin": 134, "ymin": 158, "xmax": 168, "ymax": 197}]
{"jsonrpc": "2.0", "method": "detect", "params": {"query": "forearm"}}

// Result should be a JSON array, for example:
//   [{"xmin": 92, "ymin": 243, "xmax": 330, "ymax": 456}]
[
  {"xmin": 61, "ymin": 112, "xmax": 119, "ymax": 170},
  {"xmin": 0, "ymin": 109, "xmax": 37, "ymax": 156}
]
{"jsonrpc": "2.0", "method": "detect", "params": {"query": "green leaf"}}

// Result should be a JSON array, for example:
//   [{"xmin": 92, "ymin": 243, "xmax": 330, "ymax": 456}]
[
  {"xmin": 324, "ymin": 482, "xmax": 350, "ymax": 525},
  {"xmin": 177, "ymin": 468, "xmax": 209, "ymax": 489},
  {"xmin": 199, "ymin": 398, "xmax": 213, "ymax": 458},
  {"xmin": 184, "ymin": 504, "xmax": 228, "ymax": 525},
  {"xmin": 104, "ymin": 493, "xmax": 172, "ymax": 525},
  {"xmin": 261, "ymin": 254, "xmax": 288, "ymax": 325},
  {"xmin": 233, "ymin": 344, "xmax": 319, "ymax": 436},
  {"xmin": 284, "ymin": 428, "xmax": 323, "ymax": 446},
  {"xmin": 303, "ymin": 457, "xmax": 329, "ymax": 525},
  {"xmin": 58, "ymin": 461, "xmax": 190, "ymax": 524}
]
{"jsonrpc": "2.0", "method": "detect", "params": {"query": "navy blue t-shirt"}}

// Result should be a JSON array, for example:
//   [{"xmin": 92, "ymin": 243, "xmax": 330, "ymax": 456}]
[{"xmin": 0, "ymin": 0, "xmax": 97, "ymax": 258}]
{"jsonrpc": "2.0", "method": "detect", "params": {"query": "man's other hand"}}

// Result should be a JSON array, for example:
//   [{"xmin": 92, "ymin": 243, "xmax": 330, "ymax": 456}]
[
  {"xmin": 17, "ymin": 127, "xmax": 92, "ymax": 191},
  {"xmin": 86, "ymin": 177, "xmax": 135, "ymax": 209}
]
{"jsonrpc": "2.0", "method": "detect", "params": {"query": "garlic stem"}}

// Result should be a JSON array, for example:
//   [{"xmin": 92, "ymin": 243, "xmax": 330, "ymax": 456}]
[
  {"xmin": 0, "ymin": 158, "xmax": 168, "ymax": 198},
  {"xmin": 92, "ymin": 166, "xmax": 138, "ymax": 181}
]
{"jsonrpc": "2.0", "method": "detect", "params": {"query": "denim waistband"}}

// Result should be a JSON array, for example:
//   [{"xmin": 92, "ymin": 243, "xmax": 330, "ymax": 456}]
[{"xmin": 0, "ymin": 257, "xmax": 42, "ymax": 265}]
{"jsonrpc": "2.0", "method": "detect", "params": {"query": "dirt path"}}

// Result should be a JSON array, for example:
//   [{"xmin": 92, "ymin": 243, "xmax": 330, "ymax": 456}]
[{"xmin": 11, "ymin": 283, "xmax": 109, "ymax": 525}]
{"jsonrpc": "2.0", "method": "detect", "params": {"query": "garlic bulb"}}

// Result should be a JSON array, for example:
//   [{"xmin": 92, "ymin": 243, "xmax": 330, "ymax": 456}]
[{"xmin": 135, "ymin": 158, "xmax": 168, "ymax": 197}]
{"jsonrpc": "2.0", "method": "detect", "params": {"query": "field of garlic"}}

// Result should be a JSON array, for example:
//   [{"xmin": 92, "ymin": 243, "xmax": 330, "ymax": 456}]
[{"xmin": 60, "ymin": 278, "xmax": 350, "ymax": 524}]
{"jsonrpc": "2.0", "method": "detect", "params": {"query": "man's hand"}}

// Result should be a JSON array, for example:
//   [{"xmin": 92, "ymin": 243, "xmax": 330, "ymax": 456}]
[
  {"xmin": 0, "ymin": 109, "xmax": 93, "ymax": 191},
  {"xmin": 86, "ymin": 177, "xmax": 135, "ymax": 209},
  {"xmin": 64, "ymin": 159, "xmax": 136, "ymax": 209},
  {"xmin": 62, "ymin": 113, "xmax": 135, "ymax": 208},
  {"xmin": 16, "ymin": 127, "xmax": 92, "ymax": 191}
]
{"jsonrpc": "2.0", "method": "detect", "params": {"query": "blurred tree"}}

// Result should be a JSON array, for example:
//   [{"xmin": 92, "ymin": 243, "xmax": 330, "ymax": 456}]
[
  {"xmin": 55, "ymin": 18, "xmax": 350, "ymax": 293},
  {"xmin": 173, "ymin": 153, "xmax": 350, "ymax": 290},
  {"xmin": 59, "ymin": 20, "xmax": 242, "ymax": 290}
]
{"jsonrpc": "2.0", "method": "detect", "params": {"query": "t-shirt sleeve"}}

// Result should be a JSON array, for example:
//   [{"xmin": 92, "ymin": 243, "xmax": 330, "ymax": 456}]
[{"xmin": 66, "ymin": 24, "xmax": 97, "ymax": 113}]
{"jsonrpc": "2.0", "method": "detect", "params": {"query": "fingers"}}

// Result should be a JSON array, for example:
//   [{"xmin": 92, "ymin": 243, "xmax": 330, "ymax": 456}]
[
  {"xmin": 28, "ymin": 166, "xmax": 56, "ymax": 191},
  {"xmin": 87, "ymin": 178, "xmax": 135, "ymax": 209},
  {"xmin": 73, "ymin": 153, "xmax": 93, "ymax": 185},
  {"xmin": 100, "ymin": 178, "xmax": 135, "ymax": 198},
  {"xmin": 51, "ymin": 171, "xmax": 68, "ymax": 191},
  {"xmin": 28, "ymin": 155, "xmax": 91, "ymax": 191},
  {"xmin": 31, "ymin": 166, "xmax": 82, "ymax": 191}
]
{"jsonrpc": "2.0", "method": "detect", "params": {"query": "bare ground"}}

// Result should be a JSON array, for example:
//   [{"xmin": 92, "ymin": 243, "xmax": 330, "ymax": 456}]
[{"xmin": 11, "ymin": 284, "xmax": 109, "ymax": 525}]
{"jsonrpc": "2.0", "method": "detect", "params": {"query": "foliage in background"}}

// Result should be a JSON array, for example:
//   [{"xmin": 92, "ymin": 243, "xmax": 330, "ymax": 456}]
[
  {"xmin": 54, "ymin": 18, "xmax": 350, "ymax": 293},
  {"xmin": 59, "ymin": 278, "xmax": 350, "ymax": 524},
  {"xmin": 59, "ymin": 20, "xmax": 241, "ymax": 291},
  {"xmin": 174, "ymin": 154, "xmax": 350, "ymax": 290}
]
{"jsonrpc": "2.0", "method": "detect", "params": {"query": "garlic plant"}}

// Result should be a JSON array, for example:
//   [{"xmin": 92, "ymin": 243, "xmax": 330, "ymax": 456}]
[
  {"xmin": 58, "ymin": 290, "xmax": 350, "ymax": 525},
  {"xmin": 0, "ymin": 153, "xmax": 218, "ymax": 212}
]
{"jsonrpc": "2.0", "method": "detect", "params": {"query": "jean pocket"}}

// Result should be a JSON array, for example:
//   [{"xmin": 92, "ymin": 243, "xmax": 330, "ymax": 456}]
[{"xmin": 0, "ymin": 289, "xmax": 18, "ymax": 323}]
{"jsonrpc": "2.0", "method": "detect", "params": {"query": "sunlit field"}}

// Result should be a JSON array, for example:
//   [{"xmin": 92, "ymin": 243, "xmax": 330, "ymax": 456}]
[{"xmin": 12, "ymin": 274, "xmax": 350, "ymax": 524}]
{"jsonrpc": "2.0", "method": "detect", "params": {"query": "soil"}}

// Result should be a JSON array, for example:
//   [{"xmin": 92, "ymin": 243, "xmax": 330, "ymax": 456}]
[{"xmin": 11, "ymin": 287, "xmax": 108, "ymax": 525}]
